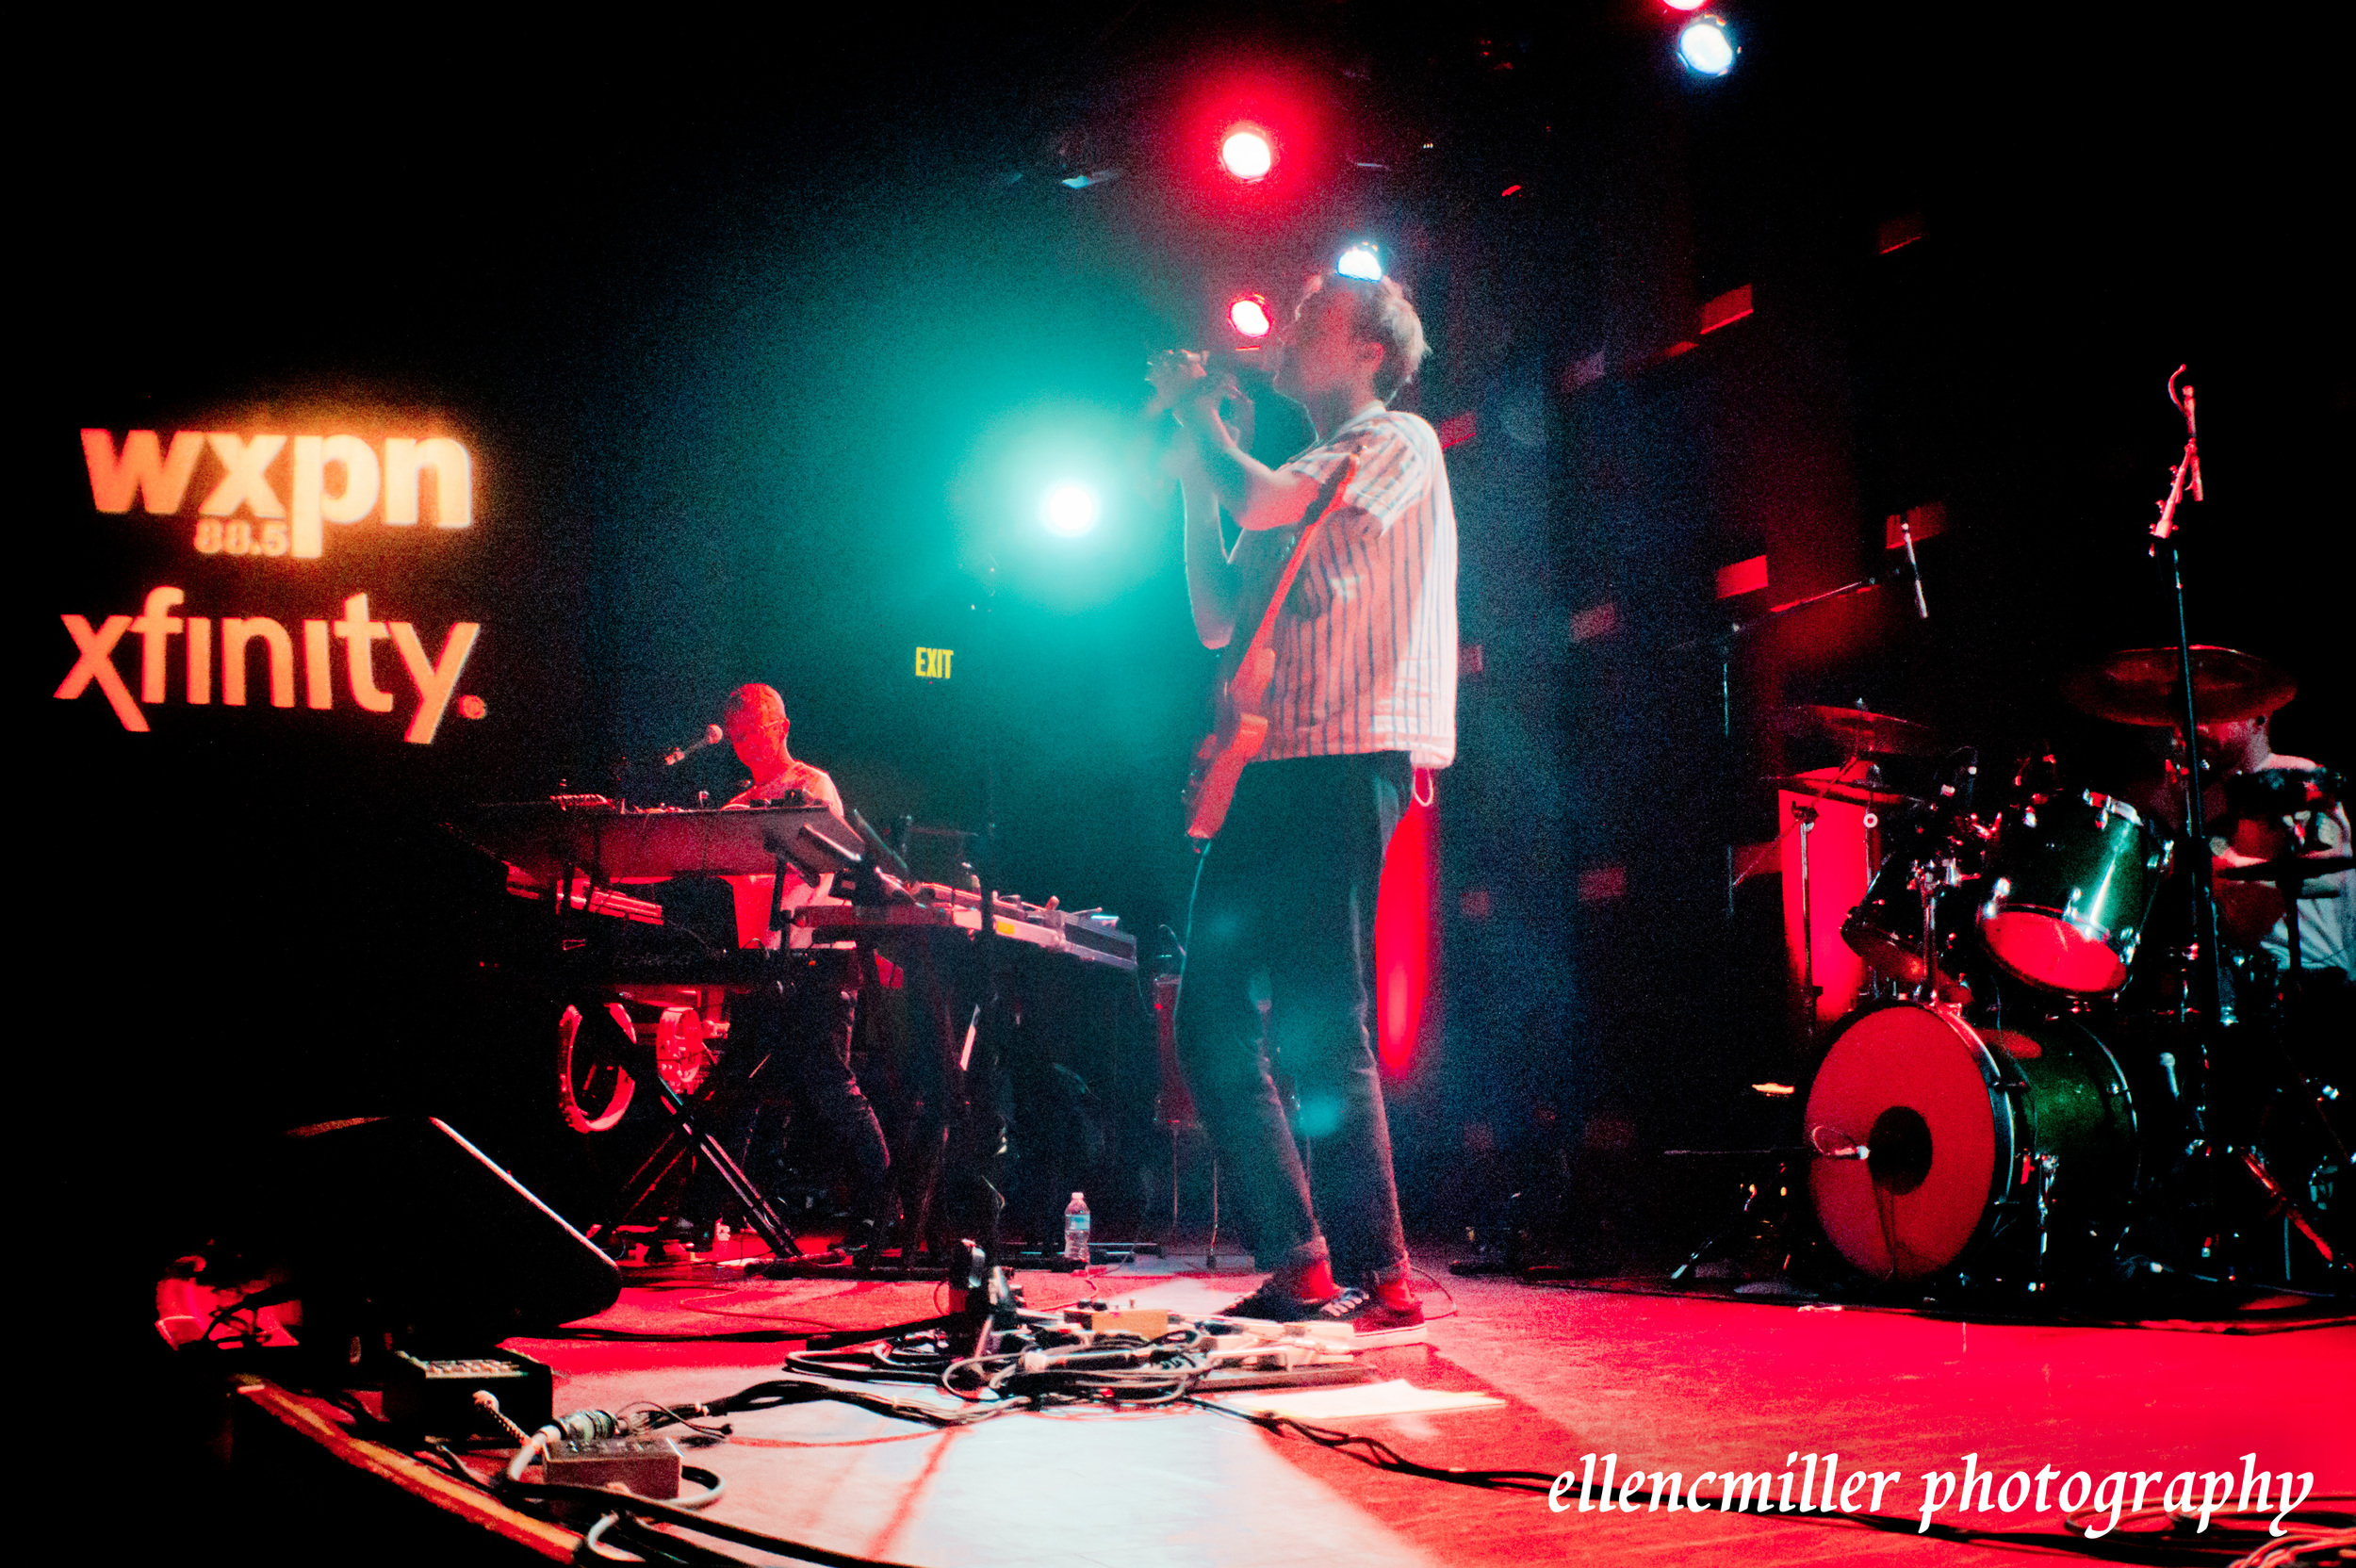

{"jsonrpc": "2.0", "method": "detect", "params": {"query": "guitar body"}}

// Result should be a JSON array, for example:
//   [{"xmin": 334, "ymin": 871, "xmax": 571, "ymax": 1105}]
[
  {"xmin": 1180, "ymin": 454, "xmax": 1356, "ymax": 845},
  {"xmin": 1184, "ymin": 646, "xmax": 1273, "ymax": 841}
]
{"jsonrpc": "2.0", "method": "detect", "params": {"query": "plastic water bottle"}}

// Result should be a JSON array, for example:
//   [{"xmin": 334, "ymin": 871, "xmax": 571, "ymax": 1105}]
[{"xmin": 1062, "ymin": 1191, "xmax": 1091, "ymax": 1264}]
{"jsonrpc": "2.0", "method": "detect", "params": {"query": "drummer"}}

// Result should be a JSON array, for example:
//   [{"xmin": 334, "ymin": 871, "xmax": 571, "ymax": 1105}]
[
  {"xmin": 2191, "ymin": 709, "xmax": 2353, "ymax": 983},
  {"xmin": 2126, "ymin": 703, "xmax": 2356, "ymax": 985}
]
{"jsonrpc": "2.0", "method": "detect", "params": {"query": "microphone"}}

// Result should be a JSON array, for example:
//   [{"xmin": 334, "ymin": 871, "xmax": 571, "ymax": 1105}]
[
  {"xmin": 1143, "ymin": 348, "xmax": 1259, "ymax": 422},
  {"xmin": 663, "ymin": 724, "xmax": 725, "ymax": 766},
  {"xmin": 2180, "ymin": 381, "xmax": 2203, "ymax": 501},
  {"xmin": 1898, "ymin": 517, "xmax": 1929, "ymax": 620},
  {"xmin": 1809, "ymin": 1125, "xmax": 1871, "ymax": 1161}
]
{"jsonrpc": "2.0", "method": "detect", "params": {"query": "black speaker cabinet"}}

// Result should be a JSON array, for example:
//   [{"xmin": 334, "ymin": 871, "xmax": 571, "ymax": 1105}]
[{"xmin": 278, "ymin": 1116, "xmax": 620, "ymax": 1353}]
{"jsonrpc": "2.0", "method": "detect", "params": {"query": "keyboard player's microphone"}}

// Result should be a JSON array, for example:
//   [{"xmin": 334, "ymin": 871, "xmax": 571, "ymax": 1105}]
[{"xmin": 663, "ymin": 724, "xmax": 725, "ymax": 767}]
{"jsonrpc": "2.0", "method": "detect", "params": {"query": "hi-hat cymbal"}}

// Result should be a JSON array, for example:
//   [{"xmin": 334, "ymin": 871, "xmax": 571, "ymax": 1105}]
[
  {"xmin": 2060, "ymin": 645, "xmax": 2297, "ymax": 729},
  {"xmin": 1776, "ymin": 705, "xmax": 1943, "ymax": 757},
  {"xmin": 1762, "ymin": 774, "xmax": 1928, "ymax": 809}
]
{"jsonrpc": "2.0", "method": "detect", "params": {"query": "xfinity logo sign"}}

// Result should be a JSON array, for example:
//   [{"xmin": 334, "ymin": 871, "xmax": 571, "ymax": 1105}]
[{"xmin": 58, "ymin": 423, "xmax": 488, "ymax": 745}]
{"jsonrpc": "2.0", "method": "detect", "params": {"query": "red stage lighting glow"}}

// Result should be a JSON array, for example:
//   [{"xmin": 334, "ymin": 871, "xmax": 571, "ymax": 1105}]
[
  {"xmin": 1175, "ymin": 67, "xmax": 1330, "ymax": 218},
  {"xmin": 1228, "ymin": 296, "xmax": 1271, "ymax": 338},
  {"xmin": 1219, "ymin": 125, "xmax": 1274, "ymax": 181},
  {"xmin": 1663, "ymin": 0, "xmax": 1708, "ymax": 9},
  {"xmin": 1374, "ymin": 775, "xmax": 1439, "ymax": 1079}
]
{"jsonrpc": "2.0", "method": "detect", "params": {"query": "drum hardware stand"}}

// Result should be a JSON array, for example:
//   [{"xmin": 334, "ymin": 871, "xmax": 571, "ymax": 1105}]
[
  {"xmin": 2215, "ymin": 774, "xmax": 2351, "ymax": 1283},
  {"xmin": 2220, "ymin": 923, "xmax": 2349, "ymax": 1282},
  {"xmin": 1907, "ymin": 844, "xmax": 1968, "ymax": 1009},
  {"xmin": 2027, "ymin": 1152, "xmax": 2061, "ymax": 1294},
  {"xmin": 1794, "ymin": 798, "xmax": 1823, "ymax": 1042},
  {"xmin": 1955, "ymin": 1150, "xmax": 2066, "ymax": 1299},
  {"xmin": 1665, "ymin": 1145, "xmax": 1812, "ymax": 1285},
  {"xmin": 2231, "ymin": 1146, "xmax": 2337, "ymax": 1270}
]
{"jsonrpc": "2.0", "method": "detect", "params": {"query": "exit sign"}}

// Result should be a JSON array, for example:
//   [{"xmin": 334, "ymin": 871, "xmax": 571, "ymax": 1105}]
[{"xmin": 914, "ymin": 646, "xmax": 955, "ymax": 679}]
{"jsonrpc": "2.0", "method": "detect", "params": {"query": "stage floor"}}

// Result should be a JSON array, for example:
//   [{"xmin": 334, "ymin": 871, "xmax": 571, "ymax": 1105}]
[{"xmin": 298, "ymin": 1250, "xmax": 2346, "ymax": 1567}]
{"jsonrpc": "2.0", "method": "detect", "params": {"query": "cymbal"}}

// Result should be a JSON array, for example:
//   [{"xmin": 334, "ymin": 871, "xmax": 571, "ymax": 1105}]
[
  {"xmin": 2211, "ymin": 854, "xmax": 2353, "ymax": 884},
  {"xmin": 1762, "ymin": 774, "xmax": 1928, "ymax": 809},
  {"xmin": 1777, "ymin": 705, "xmax": 1943, "ymax": 757},
  {"xmin": 2059, "ymin": 645, "xmax": 2297, "ymax": 729}
]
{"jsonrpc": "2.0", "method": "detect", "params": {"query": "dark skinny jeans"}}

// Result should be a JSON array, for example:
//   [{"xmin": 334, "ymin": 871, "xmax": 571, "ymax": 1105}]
[{"xmin": 1175, "ymin": 751, "xmax": 1412, "ymax": 1286}]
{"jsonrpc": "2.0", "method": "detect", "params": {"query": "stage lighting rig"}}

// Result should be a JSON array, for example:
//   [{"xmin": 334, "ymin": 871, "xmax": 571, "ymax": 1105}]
[
  {"xmin": 1040, "ymin": 482, "xmax": 1101, "ymax": 538},
  {"xmin": 1677, "ymin": 15, "xmax": 1737, "ymax": 76},
  {"xmin": 1219, "ymin": 123, "xmax": 1275, "ymax": 181}
]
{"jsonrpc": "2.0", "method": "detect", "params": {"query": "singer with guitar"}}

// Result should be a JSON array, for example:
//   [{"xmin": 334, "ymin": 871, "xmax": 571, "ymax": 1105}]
[{"xmin": 1151, "ymin": 270, "xmax": 1456, "ymax": 1334}]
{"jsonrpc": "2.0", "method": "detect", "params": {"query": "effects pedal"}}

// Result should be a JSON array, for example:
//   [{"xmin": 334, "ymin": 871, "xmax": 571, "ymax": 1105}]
[
  {"xmin": 545, "ymin": 1435, "xmax": 683, "ymax": 1499},
  {"xmin": 381, "ymin": 1350, "xmax": 553, "ymax": 1438}
]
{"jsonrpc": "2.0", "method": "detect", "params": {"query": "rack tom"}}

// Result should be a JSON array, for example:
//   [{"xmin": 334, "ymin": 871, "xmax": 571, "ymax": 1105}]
[
  {"xmin": 1975, "ymin": 791, "xmax": 2171, "ymax": 996},
  {"xmin": 1842, "ymin": 809, "xmax": 1984, "ymax": 999}
]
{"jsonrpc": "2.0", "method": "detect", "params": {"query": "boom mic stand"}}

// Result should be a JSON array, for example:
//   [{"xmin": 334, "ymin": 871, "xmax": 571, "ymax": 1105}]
[
  {"xmin": 2143, "ymin": 373, "xmax": 2346, "ymax": 1292},
  {"xmin": 2150, "ymin": 366, "xmax": 2226, "ymax": 1045},
  {"xmin": 1681, "ymin": 565, "xmax": 1916, "ymax": 1019},
  {"xmin": 2144, "ymin": 367, "xmax": 2230, "ymax": 1274},
  {"xmin": 958, "ymin": 557, "xmax": 1010, "ymax": 1314}
]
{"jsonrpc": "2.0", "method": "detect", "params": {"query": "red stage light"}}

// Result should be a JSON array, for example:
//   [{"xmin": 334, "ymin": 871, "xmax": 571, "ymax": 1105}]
[
  {"xmin": 1374, "ymin": 775, "xmax": 1439, "ymax": 1079},
  {"xmin": 1228, "ymin": 295, "xmax": 1271, "ymax": 338},
  {"xmin": 1219, "ymin": 125, "xmax": 1274, "ymax": 181},
  {"xmin": 1663, "ymin": 0, "xmax": 1708, "ymax": 9}
]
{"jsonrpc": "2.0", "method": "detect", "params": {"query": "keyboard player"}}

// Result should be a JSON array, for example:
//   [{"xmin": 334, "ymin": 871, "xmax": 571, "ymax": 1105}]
[{"xmin": 702, "ymin": 682, "xmax": 892, "ymax": 1258}]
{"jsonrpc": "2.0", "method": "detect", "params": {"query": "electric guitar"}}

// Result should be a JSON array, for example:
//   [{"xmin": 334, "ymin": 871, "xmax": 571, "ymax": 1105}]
[{"xmin": 1182, "ymin": 457, "xmax": 1358, "ymax": 841}]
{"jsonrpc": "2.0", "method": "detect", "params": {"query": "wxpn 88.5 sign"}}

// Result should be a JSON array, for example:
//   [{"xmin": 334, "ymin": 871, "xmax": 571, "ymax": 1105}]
[{"xmin": 57, "ymin": 424, "xmax": 486, "ymax": 745}]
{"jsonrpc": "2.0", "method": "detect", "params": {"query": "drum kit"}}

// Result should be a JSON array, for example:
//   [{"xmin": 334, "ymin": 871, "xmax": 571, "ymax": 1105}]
[{"xmin": 1766, "ymin": 647, "xmax": 2350, "ymax": 1300}]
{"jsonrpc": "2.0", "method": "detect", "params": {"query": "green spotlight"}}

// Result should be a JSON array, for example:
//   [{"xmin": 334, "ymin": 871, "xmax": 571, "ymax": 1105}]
[{"xmin": 1041, "ymin": 481, "xmax": 1102, "ymax": 537}]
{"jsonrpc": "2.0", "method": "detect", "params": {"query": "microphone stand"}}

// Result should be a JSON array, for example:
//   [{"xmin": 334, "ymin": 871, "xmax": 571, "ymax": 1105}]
[
  {"xmin": 2147, "ymin": 367, "xmax": 2228, "ymax": 1271},
  {"xmin": 1676, "ymin": 567, "xmax": 1915, "ymax": 927},
  {"xmin": 947, "ymin": 555, "xmax": 1008, "ymax": 1315}
]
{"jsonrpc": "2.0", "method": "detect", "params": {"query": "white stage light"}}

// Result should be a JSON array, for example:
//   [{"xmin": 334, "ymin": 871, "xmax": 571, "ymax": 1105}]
[
  {"xmin": 1040, "ymin": 482, "xmax": 1102, "ymax": 537},
  {"xmin": 1677, "ymin": 17, "xmax": 1736, "ymax": 76}
]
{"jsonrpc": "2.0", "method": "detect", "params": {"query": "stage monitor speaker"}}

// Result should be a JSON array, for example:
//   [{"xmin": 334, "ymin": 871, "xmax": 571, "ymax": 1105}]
[{"xmin": 278, "ymin": 1116, "xmax": 620, "ymax": 1350}]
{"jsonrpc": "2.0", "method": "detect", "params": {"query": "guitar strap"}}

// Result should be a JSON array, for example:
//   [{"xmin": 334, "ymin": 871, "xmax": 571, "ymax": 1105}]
[{"xmin": 1232, "ymin": 455, "xmax": 1359, "ymax": 677}]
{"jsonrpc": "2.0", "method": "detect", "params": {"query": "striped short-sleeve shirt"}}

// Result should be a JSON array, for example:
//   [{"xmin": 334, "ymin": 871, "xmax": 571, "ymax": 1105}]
[{"xmin": 1235, "ymin": 404, "xmax": 1458, "ymax": 769}]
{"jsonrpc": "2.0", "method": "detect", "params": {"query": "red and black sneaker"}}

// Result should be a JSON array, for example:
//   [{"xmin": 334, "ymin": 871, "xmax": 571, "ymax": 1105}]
[
  {"xmin": 1214, "ymin": 1281, "xmax": 1331, "ymax": 1324},
  {"xmin": 1306, "ymin": 1287, "xmax": 1427, "ymax": 1347},
  {"xmin": 1212, "ymin": 1284, "xmax": 1428, "ymax": 1348}
]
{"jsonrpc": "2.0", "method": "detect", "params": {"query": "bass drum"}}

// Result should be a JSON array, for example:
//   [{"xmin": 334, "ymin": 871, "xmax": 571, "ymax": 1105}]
[{"xmin": 1805, "ymin": 1004, "xmax": 2138, "ymax": 1284}]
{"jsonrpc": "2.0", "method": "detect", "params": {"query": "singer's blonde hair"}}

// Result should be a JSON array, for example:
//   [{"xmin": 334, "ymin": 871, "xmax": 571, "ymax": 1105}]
[{"xmin": 1307, "ymin": 272, "xmax": 1431, "ymax": 400}]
